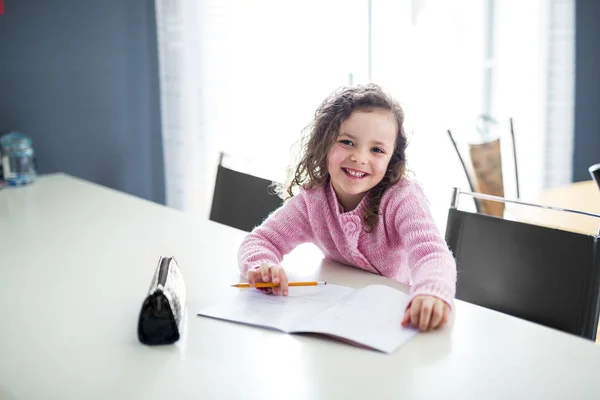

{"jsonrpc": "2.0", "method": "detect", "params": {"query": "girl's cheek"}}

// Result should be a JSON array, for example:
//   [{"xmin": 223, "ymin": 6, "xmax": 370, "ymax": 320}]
[
  {"xmin": 328, "ymin": 146, "xmax": 345, "ymax": 164},
  {"xmin": 374, "ymin": 159, "xmax": 389, "ymax": 173}
]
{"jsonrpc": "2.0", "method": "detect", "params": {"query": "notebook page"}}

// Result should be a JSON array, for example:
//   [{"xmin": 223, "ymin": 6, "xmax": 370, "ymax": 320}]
[
  {"xmin": 293, "ymin": 284, "xmax": 418, "ymax": 353},
  {"xmin": 198, "ymin": 284, "xmax": 353, "ymax": 333}
]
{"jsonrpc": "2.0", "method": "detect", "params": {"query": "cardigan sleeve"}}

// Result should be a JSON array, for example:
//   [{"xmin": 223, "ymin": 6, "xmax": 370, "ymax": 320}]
[
  {"xmin": 238, "ymin": 190, "xmax": 314, "ymax": 277},
  {"xmin": 391, "ymin": 181, "xmax": 457, "ymax": 308}
]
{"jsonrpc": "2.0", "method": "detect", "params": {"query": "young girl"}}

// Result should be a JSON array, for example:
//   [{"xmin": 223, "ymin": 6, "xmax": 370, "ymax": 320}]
[{"xmin": 237, "ymin": 84, "xmax": 457, "ymax": 331}]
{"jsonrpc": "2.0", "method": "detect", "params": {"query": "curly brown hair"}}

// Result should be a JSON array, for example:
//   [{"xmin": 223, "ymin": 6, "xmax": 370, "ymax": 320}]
[{"xmin": 282, "ymin": 83, "xmax": 408, "ymax": 231}]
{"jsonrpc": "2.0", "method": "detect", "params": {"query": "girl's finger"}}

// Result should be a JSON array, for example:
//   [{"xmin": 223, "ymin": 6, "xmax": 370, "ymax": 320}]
[
  {"xmin": 441, "ymin": 305, "xmax": 450, "ymax": 327},
  {"xmin": 410, "ymin": 298, "xmax": 422, "ymax": 328},
  {"xmin": 401, "ymin": 307, "xmax": 411, "ymax": 327},
  {"xmin": 259, "ymin": 264, "xmax": 270, "ymax": 282},
  {"xmin": 271, "ymin": 266, "xmax": 280, "ymax": 284},
  {"xmin": 270, "ymin": 266, "xmax": 281, "ymax": 295},
  {"xmin": 419, "ymin": 298, "xmax": 434, "ymax": 331},
  {"xmin": 430, "ymin": 300, "xmax": 445, "ymax": 329},
  {"xmin": 278, "ymin": 268, "xmax": 289, "ymax": 296},
  {"xmin": 248, "ymin": 270, "xmax": 259, "ymax": 286}
]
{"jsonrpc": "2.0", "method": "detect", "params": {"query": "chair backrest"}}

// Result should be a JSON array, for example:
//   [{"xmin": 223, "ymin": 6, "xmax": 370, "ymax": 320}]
[
  {"xmin": 445, "ymin": 188, "xmax": 600, "ymax": 340},
  {"xmin": 209, "ymin": 155, "xmax": 283, "ymax": 232},
  {"xmin": 590, "ymin": 163, "xmax": 600, "ymax": 192}
]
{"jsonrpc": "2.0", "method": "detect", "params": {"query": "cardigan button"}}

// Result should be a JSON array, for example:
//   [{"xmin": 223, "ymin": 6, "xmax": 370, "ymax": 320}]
[{"xmin": 344, "ymin": 222, "xmax": 356, "ymax": 233}]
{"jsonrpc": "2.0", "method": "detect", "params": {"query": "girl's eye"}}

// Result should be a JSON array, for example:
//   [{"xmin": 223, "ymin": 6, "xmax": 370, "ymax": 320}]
[
  {"xmin": 339, "ymin": 139, "xmax": 353, "ymax": 146},
  {"xmin": 372, "ymin": 147, "xmax": 384, "ymax": 154}
]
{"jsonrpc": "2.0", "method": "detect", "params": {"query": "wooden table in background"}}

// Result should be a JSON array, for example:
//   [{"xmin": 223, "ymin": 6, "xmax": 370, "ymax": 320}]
[{"xmin": 513, "ymin": 180, "xmax": 600, "ymax": 235}]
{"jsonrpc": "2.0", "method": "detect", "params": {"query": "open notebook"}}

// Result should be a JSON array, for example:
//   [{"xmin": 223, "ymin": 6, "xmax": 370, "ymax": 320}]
[{"xmin": 197, "ymin": 284, "xmax": 418, "ymax": 353}]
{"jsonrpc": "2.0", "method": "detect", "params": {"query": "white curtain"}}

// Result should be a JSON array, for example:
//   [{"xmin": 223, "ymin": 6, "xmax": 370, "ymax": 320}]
[
  {"xmin": 156, "ymin": 0, "xmax": 369, "ymax": 218},
  {"xmin": 370, "ymin": 0, "xmax": 488, "ymax": 226},
  {"xmin": 155, "ymin": 0, "xmax": 205, "ymax": 215},
  {"xmin": 371, "ymin": 0, "xmax": 575, "ymax": 227},
  {"xmin": 544, "ymin": 0, "xmax": 575, "ymax": 188},
  {"xmin": 155, "ymin": 0, "xmax": 575, "ymax": 230}
]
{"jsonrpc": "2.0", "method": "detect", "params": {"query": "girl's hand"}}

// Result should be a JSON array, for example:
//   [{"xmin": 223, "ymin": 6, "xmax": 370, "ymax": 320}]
[
  {"xmin": 401, "ymin": 295, "xmax": 450, "ymax": 331},
  {"xmin": 247, "ymin": 263, "xmax": 289, "ymax": 296}
]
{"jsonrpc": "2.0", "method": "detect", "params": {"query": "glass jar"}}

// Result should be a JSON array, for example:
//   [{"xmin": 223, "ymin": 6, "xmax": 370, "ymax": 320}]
[{"xmin": 0, "ymin": 132, "xmax": 37, "ymax": 186}]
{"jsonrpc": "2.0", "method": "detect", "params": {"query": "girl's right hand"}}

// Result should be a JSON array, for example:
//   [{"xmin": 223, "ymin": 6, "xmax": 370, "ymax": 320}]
[{"xmin": 247, "ymin": 263, "xmax": 289, "ymax": 296}]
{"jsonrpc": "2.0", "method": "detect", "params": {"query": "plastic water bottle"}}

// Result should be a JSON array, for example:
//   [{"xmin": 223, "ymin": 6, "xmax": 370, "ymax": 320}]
[{"xmin": 0, "ymin": 132, "xmax": 37, "ymax": 186}]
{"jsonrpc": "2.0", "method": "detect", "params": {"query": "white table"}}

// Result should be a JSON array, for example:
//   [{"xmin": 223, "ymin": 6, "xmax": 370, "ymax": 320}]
[{"xmin": 1, "ymin": 174, "xmax": 600, "ymax": 399}]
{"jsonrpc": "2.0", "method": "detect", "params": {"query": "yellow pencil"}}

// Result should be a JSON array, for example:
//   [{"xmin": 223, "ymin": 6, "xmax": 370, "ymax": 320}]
[{"xmin": 231, "ymin": 281, "xmax": 327, "ymax": 288}]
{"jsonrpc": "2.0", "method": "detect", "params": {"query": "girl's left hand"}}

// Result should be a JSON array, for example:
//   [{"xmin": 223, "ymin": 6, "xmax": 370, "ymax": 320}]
[{"xmin": 401, "ymin": 295, "xmax": 450, "ymax": 331}]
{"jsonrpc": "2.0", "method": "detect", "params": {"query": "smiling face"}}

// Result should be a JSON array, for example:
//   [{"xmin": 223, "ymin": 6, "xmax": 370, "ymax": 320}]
[{"xmin": 326, "ymin": 109, "xmax": 398, "ymax": 211}]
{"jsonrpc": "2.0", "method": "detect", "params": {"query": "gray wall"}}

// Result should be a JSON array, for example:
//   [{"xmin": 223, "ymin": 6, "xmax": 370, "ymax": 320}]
[
  {"xmin": 0, "ymin": 0, "xmax": 165, "ymax": 204},
  {"xmin": 574, "ymin": 0, "xmax": 600, "ymax": 182}
]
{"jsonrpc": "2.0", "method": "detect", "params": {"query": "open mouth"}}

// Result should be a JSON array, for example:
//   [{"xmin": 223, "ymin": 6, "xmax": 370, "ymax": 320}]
[{"xmin": 342, "ymin": 167, "xmax": 369, "ymax": 179}]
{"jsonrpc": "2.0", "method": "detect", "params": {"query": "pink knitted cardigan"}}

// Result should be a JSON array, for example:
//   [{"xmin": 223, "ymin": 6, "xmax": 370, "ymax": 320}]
[{"xmin": 238, "ymin": 178, "xmax": 457, "ymax": 306}]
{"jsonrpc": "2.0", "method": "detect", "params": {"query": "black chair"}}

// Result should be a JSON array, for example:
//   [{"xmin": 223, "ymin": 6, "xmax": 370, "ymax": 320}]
[
  {"xmin": 209, "ymin": 153, "xmax": 283, "ymax": 232},
  {"xmin": 445, "ymin": 188, "xmax": 600, "ymax": 340},
  {"xmin": 590, "ymin": 163, "xmax": 600, "ymax": 191}
]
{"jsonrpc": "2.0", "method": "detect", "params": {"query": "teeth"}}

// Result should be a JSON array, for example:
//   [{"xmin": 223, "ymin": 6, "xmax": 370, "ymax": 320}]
[{"xmin": 344, "ymin": 168, "xmax": 366, "ymax": 178}]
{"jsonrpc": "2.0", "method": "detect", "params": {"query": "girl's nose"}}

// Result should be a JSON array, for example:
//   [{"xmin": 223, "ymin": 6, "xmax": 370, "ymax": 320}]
[{"xmin": 350, "ymin": 150, "xmax": 368, "ymax": 164}]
